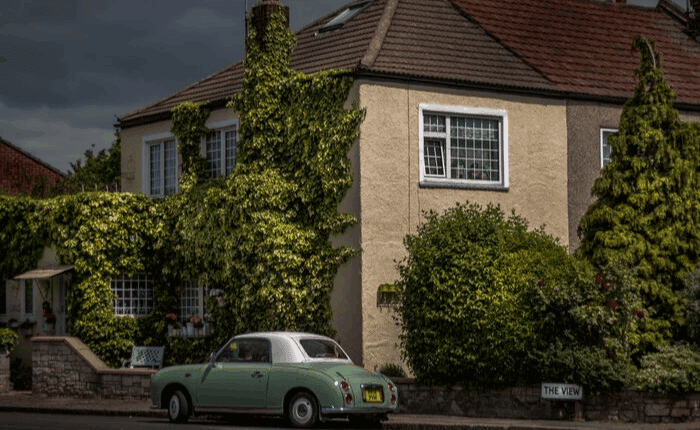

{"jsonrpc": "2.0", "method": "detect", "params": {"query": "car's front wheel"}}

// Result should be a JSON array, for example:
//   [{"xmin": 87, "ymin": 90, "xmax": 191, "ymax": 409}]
[
  {"xmin": 288, "ymin": 391, "xmax": 318, "ymax": 428},
  {"xmin": 168, "ymin": 389, "xmax": 190, "ymax": 423}
]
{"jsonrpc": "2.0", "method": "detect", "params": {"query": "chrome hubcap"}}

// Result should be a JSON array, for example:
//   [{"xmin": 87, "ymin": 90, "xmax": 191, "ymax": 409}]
[
  {"xmin": 292, "ymin": 397, "xmax": 312, "ymax": 424},
  {"xmin": 169, "ymin": 395, "xmax": 180, "ymax": 418}
]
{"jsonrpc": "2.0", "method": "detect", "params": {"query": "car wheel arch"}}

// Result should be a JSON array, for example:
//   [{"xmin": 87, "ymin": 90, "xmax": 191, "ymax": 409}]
[
  {"xmin": 286, "ymin": 389, "xmax": 320, "ymax": 428},
  {"xmin": 162, "ymin": 383, "xmax": 192, "ymax": 410}
]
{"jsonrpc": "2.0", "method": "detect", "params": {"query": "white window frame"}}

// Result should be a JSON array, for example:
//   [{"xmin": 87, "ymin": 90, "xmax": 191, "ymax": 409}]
[
  {"xmin": 111, "ymin": 273, "xmax": 153, "ymax": 317},
  {"xmin": 419, "ymin": 103, "xmax": 509, "ymax": 190},
  {"xmin": 179, "ymin": 281, "xmax": 205, "ymax": 323},
  {"xmin": 600, "ymin": 128, "xmax": 617, "ymax": 169},
  {"xmin": 200, "ymin": 118, "xmax": 239, "ymax": 179},
  {"xmin": 143, "ymin": 131, "xmax": 179, "ymax": 197}
]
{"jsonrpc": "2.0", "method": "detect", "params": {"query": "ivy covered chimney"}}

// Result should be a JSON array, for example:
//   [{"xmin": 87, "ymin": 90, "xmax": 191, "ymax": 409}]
[{"xmin": 250, "ymin": 0, "xmax": 290, "ymax": 51}]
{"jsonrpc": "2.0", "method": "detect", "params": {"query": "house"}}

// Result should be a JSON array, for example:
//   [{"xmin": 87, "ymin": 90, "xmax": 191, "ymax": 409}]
[
  {"xmin": 117, "ymin": 0, "xmax": 700, "ymax": 371},
  {"xmin": 0, "ymin": 137, "xmax": 65, "ymax": 195},
  {"xmin": 2, "ymin": 247, "xmax": 73, "ymax": 383}
]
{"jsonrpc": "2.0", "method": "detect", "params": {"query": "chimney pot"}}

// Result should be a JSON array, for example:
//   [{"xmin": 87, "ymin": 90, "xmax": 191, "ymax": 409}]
[{"xmin": 250, "ymin": 0, "xmax": 290, "ymax": 51}]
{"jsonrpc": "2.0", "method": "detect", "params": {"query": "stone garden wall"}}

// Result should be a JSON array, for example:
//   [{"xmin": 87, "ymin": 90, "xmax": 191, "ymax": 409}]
[
  {"xmin": 0, "ymin": 352, "xmax": 10, "ymax": 392},
  {"xmin": 394, "ymin": 379, "xmax": 700, "ymax": 424},
  {"xmin": 31, "ymin": 337, "xmax": 155, "ymax": 400}
]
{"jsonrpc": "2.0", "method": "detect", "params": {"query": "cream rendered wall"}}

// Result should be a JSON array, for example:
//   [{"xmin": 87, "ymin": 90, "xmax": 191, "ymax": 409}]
[{"xmin": 356, "ymin": 80, "xmax": 569, "ymax": 373}]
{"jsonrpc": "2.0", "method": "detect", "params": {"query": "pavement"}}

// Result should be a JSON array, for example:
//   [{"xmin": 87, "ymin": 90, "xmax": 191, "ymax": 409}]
[{"xmin": 1, "ymin": 391, "xmax": 700, "ymax": 430}]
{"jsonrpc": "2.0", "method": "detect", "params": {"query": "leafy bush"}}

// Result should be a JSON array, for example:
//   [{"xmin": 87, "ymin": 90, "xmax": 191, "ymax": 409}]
[
  {"xmin": 529, "ymin": 342, "xmax": 634, "ymax": 393},
  {"xmin": 376, "ymin": 363, "xmax": 406, "ymax": 378},
  {"xmin": 633, "ymin": 344, "xmax": 700, "ymax": 393},
  {"xmin": 527, "ymin": 262, "xmax": 644, "ymax": 392},
  {"xmin": 396, "ymin": 202, "xmax": 577, "ymax": 389},
  {"xmin": 0, "ymin": 328, "xmax": 19, "ymax": 353}
]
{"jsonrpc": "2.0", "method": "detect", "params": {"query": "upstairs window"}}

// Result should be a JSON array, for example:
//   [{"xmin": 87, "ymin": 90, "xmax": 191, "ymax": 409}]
[
  {"xmin": 419, "ymin": 104, "xmax": 508, "ymax": 189},
  {"xmin": 204, "ymin": 127, "xmax": 237, "ymax": 178},
  {"xmin": 601, "ymin": 128, "xmax": 617, "ymax": 168},
  {"xmin": 148, "ymin": 138, "xmax": 178, "ymax": 197}
]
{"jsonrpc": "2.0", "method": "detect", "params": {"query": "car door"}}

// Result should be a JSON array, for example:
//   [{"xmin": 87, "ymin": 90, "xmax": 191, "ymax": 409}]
[{"xmin": 196, "ymin": 337, "xmax": 272, "ymax": 409}]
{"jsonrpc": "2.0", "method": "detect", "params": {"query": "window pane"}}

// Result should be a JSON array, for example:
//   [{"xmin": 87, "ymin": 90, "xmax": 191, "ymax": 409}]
[
  {"xmin": 163, "ymin": 140, "xmax": 177, "ymax": 196},
  {"xmin": 179, "ymin": 281, "xmax": 201, "ymax": 322},
  {"xmin": 424, "ymin": 114, "xmax": 446, "ymax": 133},
  {"xmin": 300, "ymin": 339, "xmax": 348, "ymax": 359},
  {"xmin": 450, "ymin": 116, "xmax": 499, "ymax": 181},
  {"xmin": 206, "ymin": 131, "xmax": 222, "ymax": 177},
  {"xmin": 149, "ymin": 144, "xmax": 161, "ymax": 195},
  {"xmin": 225, "ymin": 130, "xmax": 237, "ymax": 176},
  {"xmin": 111, "ymin": 273, "xmax": 153, "ymax": 316},
  {"xmin": 602, "ymin": 130, "xmax": 616, "ymax": 168},
  {"xmin": 424, "ymin": 139, "xmax": 445, "ymax": 176}
]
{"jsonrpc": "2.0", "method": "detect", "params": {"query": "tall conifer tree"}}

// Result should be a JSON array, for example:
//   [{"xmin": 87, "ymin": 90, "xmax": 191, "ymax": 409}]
[{"xmin": 578, "ymin": 36, "xmax": 700, "ymax": 347}]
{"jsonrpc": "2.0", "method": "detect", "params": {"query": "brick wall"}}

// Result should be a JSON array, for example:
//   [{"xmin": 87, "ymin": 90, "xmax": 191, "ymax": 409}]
[
  {"xmin": 395, "ymin": 379, "xmax": 700, "ymax": 424},
  {"xmin": 31, "ymin": 337, "xmax": 155, "ymax": 400},
  {"xmin": 0, "ymin": 140, "xmax": 64, "ymax": 194}
]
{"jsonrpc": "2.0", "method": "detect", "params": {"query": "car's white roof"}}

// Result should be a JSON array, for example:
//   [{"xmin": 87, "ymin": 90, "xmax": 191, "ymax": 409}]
[{"xmin": 232, "ymin": 331, "xmax": 351, "ymax": 364}]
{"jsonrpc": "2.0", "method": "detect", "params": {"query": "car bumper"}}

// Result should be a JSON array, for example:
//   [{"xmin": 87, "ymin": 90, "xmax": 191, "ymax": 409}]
[{"xmin": 321, "ymin": 406, "xmax": 395, "ymax": 416}]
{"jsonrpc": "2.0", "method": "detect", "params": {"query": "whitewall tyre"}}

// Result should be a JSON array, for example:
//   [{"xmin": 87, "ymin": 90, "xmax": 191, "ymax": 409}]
[
  {"xmin": 288, "ymin": 391, "xmax": 318, "ymax": 428},
  {"xmin": 168, "ymin": 390, "xmax": 190, "ymax": 423}
]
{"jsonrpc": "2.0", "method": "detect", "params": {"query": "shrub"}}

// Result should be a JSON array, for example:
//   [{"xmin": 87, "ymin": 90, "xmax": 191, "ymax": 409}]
[
  {"xmin": 0, "ymin": 328, "xmax": 19, "ymax": 354},
  {"xmin": 527, "ymin": 262, "xmax": 644, "ymax": 392},
  {"xmin": 633, "ymin": 344, "xmax": 700, "ymax": 393},
  {"xmin": 396, "ymin": 202, "xmax": 576, "ymax": 389},
  {"xmin": 376, "ymin": 363, "xmax": 406, "ymax": 378}
]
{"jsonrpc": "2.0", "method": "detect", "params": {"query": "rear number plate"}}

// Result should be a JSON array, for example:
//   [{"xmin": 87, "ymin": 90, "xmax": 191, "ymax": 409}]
[{"xmin": 364, "ymin": 388, "xmax": 382, "ymax": 403}]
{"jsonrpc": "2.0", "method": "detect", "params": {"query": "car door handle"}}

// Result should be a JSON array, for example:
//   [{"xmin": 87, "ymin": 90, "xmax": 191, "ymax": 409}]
[{"xmin": 251, "ymin": 371, "xmax": 264, "ymax": 379}]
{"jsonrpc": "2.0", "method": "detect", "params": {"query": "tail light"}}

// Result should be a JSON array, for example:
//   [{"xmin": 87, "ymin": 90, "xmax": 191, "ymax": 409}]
[
  {"xmin": 340, "ymin": 380, "xmax": 350, "ymax": 392},
  {"xmin": 387, "ymin": 382, "xmax": 395, "ymax": 392},
  {"xmin": 391, "ymin": 394, "xmax": 397, "ymax": 406},
  {"xmin": 345, "ymin": 393, "xmax": 353, "ymax": 405}
]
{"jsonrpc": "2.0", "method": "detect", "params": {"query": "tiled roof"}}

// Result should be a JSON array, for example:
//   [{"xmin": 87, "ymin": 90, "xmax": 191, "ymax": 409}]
[
  {"xmin": 451, "ymin": 0, "xmax": 700, "ymax": 104},
  {"xmin": 118, "ymin": 0, "xmax": 700, "ymax": 128}
]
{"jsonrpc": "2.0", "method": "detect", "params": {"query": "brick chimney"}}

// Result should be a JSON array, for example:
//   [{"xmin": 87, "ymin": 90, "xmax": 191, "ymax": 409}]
[{"xmin": 250, "ymin": 0, "xmax": 290, "ymax": 51}]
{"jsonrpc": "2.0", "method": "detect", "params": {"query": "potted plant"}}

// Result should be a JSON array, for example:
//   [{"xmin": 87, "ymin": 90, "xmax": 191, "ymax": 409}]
[{"xmin": 190, "ymin": 315, "xmax": 204, "ymax": 336}]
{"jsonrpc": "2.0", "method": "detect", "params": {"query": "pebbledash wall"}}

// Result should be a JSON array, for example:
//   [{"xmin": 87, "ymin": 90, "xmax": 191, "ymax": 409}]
[
  {"xmin": 394, "ymin": 379, "xmax": 700, "ymax": 424},
  {"xmin": 31, "ymin": 337, "xmax": 154, "ymax": 399}
]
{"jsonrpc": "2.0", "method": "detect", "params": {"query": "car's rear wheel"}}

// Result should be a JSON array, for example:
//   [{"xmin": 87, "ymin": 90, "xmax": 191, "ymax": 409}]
[
  {"xmin": 288, "ymin": 391, "xmax": 318, "ymax": 428},
  {"xmin": 168, "ymin": 389, "xmax": 190, "ymax": 423}
]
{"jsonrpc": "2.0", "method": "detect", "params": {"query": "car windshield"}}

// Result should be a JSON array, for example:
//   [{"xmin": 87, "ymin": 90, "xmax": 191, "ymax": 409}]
[{"xmin": 299, "ymin": 339, "xmax": 348, "ymax": 360}]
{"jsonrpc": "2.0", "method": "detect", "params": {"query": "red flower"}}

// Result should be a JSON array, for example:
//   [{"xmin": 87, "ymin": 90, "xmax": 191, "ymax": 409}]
[
  {"xmin": 595, "ymin": 274, "xmax": 604, "ymax": 285},
  {"xmin": 538, "ymin": 280, "xmax": 545, "ymax": 287},
  {"xmin": 603, "ymin": 282, "xmax": 611, "ymax": 291},
  {"xmin": 609, "ymin": 299, "xmax": 620, "ymax": 310},
  {"xmin": 634, "ymin": 310, "xmax": 645, "ymax": 319}
]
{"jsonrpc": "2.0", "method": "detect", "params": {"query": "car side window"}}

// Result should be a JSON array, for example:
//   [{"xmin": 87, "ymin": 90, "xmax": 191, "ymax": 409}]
[{"xmin": 217, "ymin": 338, "xmax": 271, "ymax": 364}]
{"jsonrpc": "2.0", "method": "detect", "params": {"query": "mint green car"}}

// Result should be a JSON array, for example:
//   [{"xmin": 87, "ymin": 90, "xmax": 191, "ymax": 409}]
[{"xmin": 150, "ymin": 331, "xmax": 398, "ymax": 427}]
